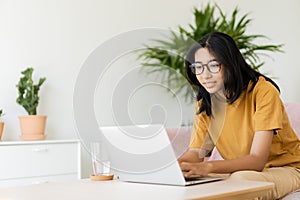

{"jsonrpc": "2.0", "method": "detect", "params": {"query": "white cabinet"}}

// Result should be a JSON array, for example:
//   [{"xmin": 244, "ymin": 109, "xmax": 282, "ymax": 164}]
[{"xmin": 0, "ymin": 140, "xmax": 81, "ymax": 187}]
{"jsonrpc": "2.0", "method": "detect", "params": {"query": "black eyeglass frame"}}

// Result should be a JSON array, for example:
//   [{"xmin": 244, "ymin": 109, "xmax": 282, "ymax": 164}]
[{"xmin": 189, "ymin": 60, "xmax": 222, "ymax": 75}]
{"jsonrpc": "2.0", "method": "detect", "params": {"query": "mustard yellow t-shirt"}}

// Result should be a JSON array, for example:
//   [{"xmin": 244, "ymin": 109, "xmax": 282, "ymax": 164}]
[{"xmin": 190, "ymin": 76, "xmax": 300, "ymax": 168}]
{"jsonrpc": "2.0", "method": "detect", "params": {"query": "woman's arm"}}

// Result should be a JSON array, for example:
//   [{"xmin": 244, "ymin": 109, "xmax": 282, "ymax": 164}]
[
  {"xmin": 180, "ymin": 130, "xmax": 273, "ymax": 177},
  {"xmin": 178, "ymin": 149, "xmax": 204, "ymax": 163}
]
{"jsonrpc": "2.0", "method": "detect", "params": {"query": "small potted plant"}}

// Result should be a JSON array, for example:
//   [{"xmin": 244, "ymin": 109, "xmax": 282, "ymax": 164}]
[
  {"xmin": 0, "ymin": 109, "xmax": 4, "ymax": 140},
  {"xmin": 16, "ymin": 67, "xmax": 46, "ymax": 140}
]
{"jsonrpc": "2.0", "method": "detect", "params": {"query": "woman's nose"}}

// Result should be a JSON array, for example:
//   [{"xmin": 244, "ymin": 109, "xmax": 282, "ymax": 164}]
[{"xmin": 200, "ymin": 67, "xmax": 212, "ymax": 78}]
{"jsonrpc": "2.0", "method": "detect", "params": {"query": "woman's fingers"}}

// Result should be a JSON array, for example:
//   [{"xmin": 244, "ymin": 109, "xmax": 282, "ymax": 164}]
[
  {"xmin": 180, "ymin": 162, "xmax": 196, "ymax": 177},
  {"xmin": 180, "ymin": 162, "xmax": 190, "ymax": 171},
  {"xmin": 180, "ymin": 162, "xmax": 209, "ymax": 177}
]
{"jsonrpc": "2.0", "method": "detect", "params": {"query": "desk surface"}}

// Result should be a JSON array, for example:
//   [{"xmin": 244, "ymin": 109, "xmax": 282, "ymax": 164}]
[{"xmin": 0, "ymin": 178, "xmax": 274, "ymax": 200}]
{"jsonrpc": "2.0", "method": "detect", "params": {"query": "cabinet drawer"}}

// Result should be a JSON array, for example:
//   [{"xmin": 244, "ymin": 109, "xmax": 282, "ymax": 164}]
[
  {"xmin": 0, "ymin": 143, "xmax": 79, "ymax": 180},
  {"xmin": 0, "ymin": 174, "xmax": 78, "ymax": 188}
]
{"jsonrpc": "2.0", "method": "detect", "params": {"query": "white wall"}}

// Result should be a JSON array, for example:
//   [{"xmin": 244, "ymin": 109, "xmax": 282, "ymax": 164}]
[{"xmin": 0, "ymin": 0, "xmax": 299, "ymax": 178}]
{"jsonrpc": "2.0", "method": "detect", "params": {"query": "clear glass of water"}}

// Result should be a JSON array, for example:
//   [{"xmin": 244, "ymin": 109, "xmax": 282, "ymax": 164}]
[{"xmin": 91, "ymin": 142, "xmax": 111, "ymax": 176}]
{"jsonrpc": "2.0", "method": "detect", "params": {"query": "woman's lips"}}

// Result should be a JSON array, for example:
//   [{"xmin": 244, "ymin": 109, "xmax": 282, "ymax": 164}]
[{"xmin": 204, "ymin": 81, "xmax": 216, "ymax": 88}]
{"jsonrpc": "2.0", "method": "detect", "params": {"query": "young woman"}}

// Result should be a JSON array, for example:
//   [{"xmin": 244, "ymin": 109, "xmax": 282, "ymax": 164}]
[{"xmin": 179, "ymin": 32, "xmax": 300, "ymax": 199}]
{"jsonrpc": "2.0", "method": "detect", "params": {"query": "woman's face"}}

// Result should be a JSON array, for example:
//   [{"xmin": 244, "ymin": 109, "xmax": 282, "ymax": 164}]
[{"xmin": 194, "ymin": 48, "xmax": 225, "ymax": 97}]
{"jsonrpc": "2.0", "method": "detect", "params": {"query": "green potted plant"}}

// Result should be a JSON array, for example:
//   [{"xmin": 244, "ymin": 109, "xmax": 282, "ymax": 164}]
[
  {"xmin": 0, "ymin": 109, "xmax": 4, "ymax": 140},
  {"xmin": 16, "ymin": 67, "xmax": 46, "ymax": 140},
  {"xmin": 137, "ymin": 3, "xmax": 283, "ymax": 103}
]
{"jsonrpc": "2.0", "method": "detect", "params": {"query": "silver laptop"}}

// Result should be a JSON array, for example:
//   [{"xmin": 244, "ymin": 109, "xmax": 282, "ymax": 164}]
[{"xmin": 99, "ymin": 124, "xmax": 222, "ymax": 186}]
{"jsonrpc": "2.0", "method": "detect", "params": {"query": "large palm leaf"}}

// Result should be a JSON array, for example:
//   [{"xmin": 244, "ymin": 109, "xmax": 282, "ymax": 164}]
[{"xmin": 137, "ymin": 3, "xmax": 283, "ymax": 103}]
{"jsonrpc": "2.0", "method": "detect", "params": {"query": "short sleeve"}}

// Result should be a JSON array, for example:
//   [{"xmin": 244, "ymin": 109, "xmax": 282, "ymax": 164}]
[{"xmin": 253, "ymin": 80, "xmax": 283, "ymax": 131}]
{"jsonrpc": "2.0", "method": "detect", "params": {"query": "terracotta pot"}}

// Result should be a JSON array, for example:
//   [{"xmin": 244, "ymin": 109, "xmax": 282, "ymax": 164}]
[
  {"xmin": 0, "ymin": 122, "xmax": 4, "ymax": 140},
  {"xmin": 20, "ymin": 134, "xmax": 46, "ymax": 140},
  {"xmin": 19, "ymin": 115, "xmax": 47, "ymax": 140}
]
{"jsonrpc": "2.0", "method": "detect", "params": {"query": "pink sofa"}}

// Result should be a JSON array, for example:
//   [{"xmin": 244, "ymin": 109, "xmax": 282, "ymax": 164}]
[{"xmin": 166, "ymin": 103, "xmax": 300, "ymax": 199}]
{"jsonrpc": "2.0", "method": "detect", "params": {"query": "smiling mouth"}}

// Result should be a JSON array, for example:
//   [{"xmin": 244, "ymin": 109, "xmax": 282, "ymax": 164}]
[{"xmin": 204, "ymin": 81, "xmax": 215, "ymax": 88}]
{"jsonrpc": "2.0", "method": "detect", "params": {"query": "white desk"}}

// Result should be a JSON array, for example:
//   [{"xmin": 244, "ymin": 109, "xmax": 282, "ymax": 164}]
[{"xmin": 0, "ymin": 178, "xmax": 274, "ymax": 200}]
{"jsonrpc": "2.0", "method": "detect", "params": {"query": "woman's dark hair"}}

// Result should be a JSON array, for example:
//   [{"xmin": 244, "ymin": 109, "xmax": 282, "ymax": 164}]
[{"xmin": 185, "ymin": 32, "xmax": 280, "ymax": 116}]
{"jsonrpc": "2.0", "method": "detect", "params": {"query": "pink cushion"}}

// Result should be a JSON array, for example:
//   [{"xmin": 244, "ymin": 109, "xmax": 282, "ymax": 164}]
[
  {"xmin": 284, "ymin": 103, "xmax": 300, "ymax": 138},
  {"xmin": 166, "ymin": 127, "xmax": 191, "ymax": 158}
]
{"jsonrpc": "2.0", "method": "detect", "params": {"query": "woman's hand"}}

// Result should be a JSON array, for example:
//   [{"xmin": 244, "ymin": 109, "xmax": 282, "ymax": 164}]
[
  {"xmin": 180, "ymin": 161, "xmax": 213, "ymax": 177},
  {"xmin": 178, "ymin": 150, "xmax": 206, "ymax": 178}
]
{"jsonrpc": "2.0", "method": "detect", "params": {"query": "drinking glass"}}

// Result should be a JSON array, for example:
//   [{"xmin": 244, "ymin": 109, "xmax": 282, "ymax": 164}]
[{"xmin": 91, "ymin": 142, "xmax": 111, "ymax": 176}]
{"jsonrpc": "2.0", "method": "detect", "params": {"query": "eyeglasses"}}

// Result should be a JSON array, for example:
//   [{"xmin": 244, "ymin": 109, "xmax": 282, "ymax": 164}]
[{"xmin": 189, "ymin": 60, "xmax": 221, "ymax": 75}]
